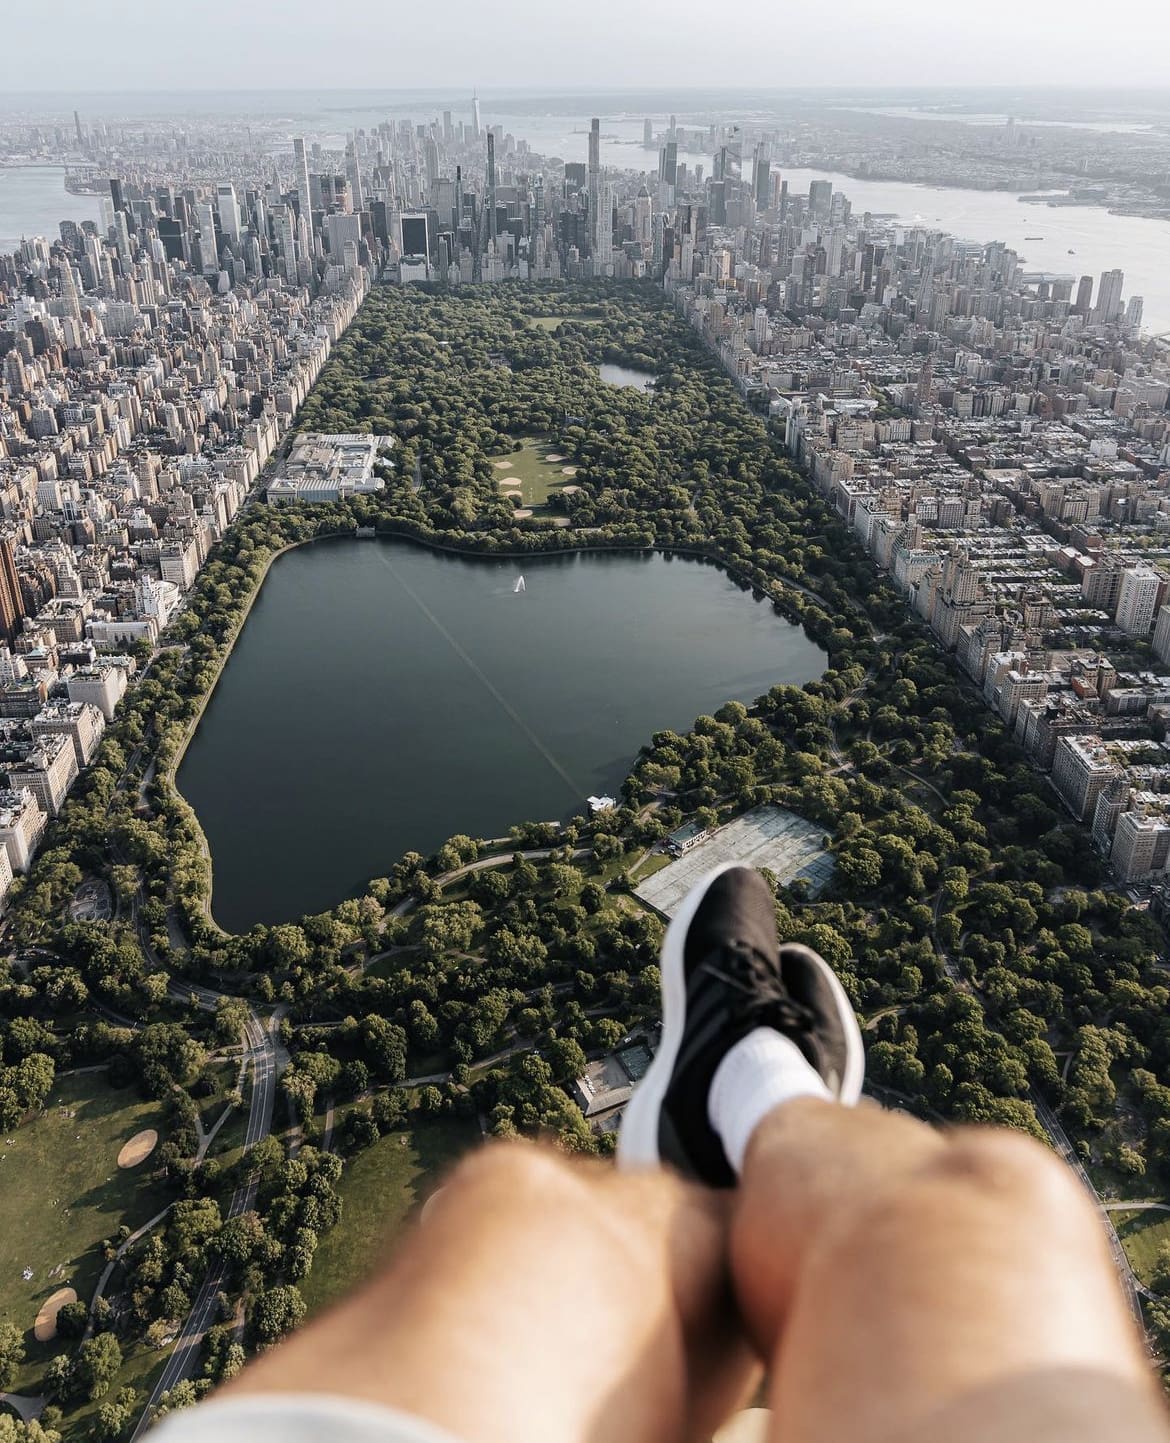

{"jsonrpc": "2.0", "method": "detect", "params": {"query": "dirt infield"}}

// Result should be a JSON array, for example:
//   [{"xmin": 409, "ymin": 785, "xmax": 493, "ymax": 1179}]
[
  {"xmin": 117, "ymin": 1129, "xmax": 159, "ymax": 1169},
  {"xmin": 33, "ymin": 1286, "xmax": 76, "ymax": 1342}
]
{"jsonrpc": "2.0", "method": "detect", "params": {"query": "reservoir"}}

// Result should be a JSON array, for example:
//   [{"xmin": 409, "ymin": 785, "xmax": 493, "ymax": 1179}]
[{"xmin": 177, "ymin": 539, "xmax": 826, "ymax": 932}]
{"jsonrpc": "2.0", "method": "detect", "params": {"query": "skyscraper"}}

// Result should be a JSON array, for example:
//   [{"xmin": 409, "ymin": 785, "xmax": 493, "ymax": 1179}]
[
  {"xmin": 1116, "ymin": 567, "xmax": 1162, "ymax": 636},
  {"xmin": 346, "ymin": 138, "xmax": 364, "ymax": 213},
  {"xmin": 272, "ymin": 206, "xmax": 297, "ymax": 278},
  {"xmin": 486, "ymin": 132, "xmax": 497, "ymax": 244},
  {"xmin": 0, "ymin": 537, "xmax": 26, "ymax": 648},
  {"xmin": 1095, "ymin": 268, "xmax": 1125, "ymax": 324},
  {"xmin": 588, "ymin": 119, "xmax": 601, "ymax": 257},
  {"xmin": 634, "ymin": 185, "xmax": 653, "ymax": 249},
  {"xmin": 809, "ymin": 180, "xmax": 833, "ymax": 221},
  {"xmin": 472, "ymin": 92, "xmax": 481, "ymax": 139},
  {"xmin": 1075, "ymin": 274, "xmax": 1094, "ymax": 315},
  {"xmin": 643, "ymin": 118, "xmax": 653, "ymax": 147},
  {"xmin": 293, "ymin": 138, "xmax": 312, "ymax": 222},
  {"xmin": 216, "ymin": 183, "xmax": 241, "ymax": 244},
  {"xmin": 196, "ymin": 200, "xmax": 219, "ymax": 272},
  {"xmin": 659, "ymin": 141, "xmax": 678, "ymax": 186},
  {"xmin": 424, "ymin": 137, "xmax": 440, "ymax": 189},
  {"xmin": 57, "ymin": 259, "xmax": 81, "ymax": 322},
  {"xmin": 595, "ymin": 178, "xmax": 613, "ymax": 273},
  {"xmin": 752, "ymin": 144, "xmax": 771, "ymax": 213}
]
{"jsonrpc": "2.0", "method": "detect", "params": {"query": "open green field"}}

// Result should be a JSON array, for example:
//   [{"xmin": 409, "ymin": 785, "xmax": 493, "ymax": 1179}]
[
  {"xmin": 300, "ymin": 1118, "xmax": 479, "ymax": 1316},
  {"xmin": 492, "ymin": 438, "xmax": 579, "ymax": 508},
  {"xmin": 0, "ymin": 1072, "xmax": 169, "ymax": 1346},
  {"xmin": 1115, "ymin": 1209, "xmax": 1170, "ymax": 1285},
  {"xmin": 527, "ymin": 314, "xmax": 605, "ymax": 332},
  {"xmin": 628, "ymin": 851, "xmax": 673, "ymax": 884}
]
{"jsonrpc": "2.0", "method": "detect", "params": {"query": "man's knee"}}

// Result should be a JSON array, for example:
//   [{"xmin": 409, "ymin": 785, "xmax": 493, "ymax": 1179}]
[
  {"xmin": 439, "ymin": 1138, "xmax": 589, "ymax": 1216},
  {"xmin": 928, "ymin": 1126, "xmax": 1094, "ymax": 1227}
]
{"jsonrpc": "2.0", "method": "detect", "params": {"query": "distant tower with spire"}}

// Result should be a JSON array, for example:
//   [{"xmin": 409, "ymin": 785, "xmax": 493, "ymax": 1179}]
[{"xmin": 472, "ymin": 91, "xmax": 481, "ymax": 139}]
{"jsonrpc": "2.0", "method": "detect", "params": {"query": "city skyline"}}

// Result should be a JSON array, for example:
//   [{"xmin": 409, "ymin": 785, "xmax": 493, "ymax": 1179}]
[{"xmin": 3, "ymin": 0, "xmax": 1170, "ymax": 91}]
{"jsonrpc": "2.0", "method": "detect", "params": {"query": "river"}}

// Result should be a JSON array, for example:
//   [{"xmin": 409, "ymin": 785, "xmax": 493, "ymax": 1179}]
[
  {"xmin": 177, "ymin": 539, "xmax": 826, "ymax": 931},
  {"xmin": 0, "ymin": 166, "xmax": 105, "ymax": 254},
  {"xmin": 773, "ymin": 167, "xmax": 1170, "ymax": 338}
]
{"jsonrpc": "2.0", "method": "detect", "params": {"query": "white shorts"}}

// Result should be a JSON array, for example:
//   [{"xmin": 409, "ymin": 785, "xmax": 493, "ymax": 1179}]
[{"xmin": 152, "ymin": 1395, "xmax": 466, "ymax": 1443}]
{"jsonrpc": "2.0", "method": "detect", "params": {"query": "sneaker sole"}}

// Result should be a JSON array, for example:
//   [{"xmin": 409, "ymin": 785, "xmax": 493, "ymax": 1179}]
[{"xmin": 617, "ymin": 863, "xmax": 865, "ymax": 1172}]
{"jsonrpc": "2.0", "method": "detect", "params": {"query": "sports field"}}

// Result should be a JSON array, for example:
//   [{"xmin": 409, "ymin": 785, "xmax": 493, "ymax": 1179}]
[
  {"xmin": 527, "ymin": 314, "xmax": 605, "ymax": 331},
  {"xmin": 492, "ymin": 438, "xmax": 579, "ymax": 507},
  {"xmin": 300, "ymin": 1117, "xmax": 478, "ymax": 1315},
  {"xmin": 0, "ymin": 1073, "xmax": 169, "ymax": 1347}
]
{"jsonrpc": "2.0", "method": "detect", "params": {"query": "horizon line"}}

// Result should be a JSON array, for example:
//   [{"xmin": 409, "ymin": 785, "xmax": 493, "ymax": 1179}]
[{"xmin": 4, "ymin": 82, "xmax": 1170, "ymax": 97}]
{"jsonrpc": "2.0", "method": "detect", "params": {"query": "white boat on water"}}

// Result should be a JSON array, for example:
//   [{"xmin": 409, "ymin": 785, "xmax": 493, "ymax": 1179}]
[{"xmin": 514, "ymin": 576, "xmax": 526, "ymax": 593}]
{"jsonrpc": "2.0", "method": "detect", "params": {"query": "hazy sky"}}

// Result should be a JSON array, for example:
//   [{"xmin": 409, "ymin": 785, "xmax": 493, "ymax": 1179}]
[{"xmin": 4, "ymin": 0, "xmax": 1170, "ymax": 92}]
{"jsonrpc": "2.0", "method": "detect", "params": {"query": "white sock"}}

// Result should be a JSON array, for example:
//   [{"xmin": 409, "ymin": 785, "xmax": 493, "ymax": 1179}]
[{"xmin": 708, "ymin": 1027, "xmax": 831, "ymax": 1174}]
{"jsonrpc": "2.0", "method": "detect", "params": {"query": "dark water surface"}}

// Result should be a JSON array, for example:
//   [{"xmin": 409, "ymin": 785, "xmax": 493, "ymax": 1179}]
[{"xmin": 177, "ymin": 540, "xmax": 826, "ymax": 930}]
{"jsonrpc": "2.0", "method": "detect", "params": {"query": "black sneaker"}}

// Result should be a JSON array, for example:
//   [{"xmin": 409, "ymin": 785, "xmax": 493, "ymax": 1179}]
[{"xmin": 617, "ymin": 863, "xmax": 864, "ymax": 1186}]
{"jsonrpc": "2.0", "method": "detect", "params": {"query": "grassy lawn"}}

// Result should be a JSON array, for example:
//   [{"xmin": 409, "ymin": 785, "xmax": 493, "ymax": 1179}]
[
  {"xmin": 204, "ymin": 1092, "xmax": 250, "ymax": 1178},
  {"xmin": 0, "ymin": 1072, "xmax": 169, "ymax": 1359},
  {"xmin": 629, "ymin": 851, "xmax": 672, "ymax": 884},
  {"xmin": 527, "ymin": 315, "xmax": 605, "ymax": 331},
  {"xmin": 198, "ymin": 1058, "xmax": 242, "ymax": 1131},
  {"xmin": 492, "ymin": 438, "xmax": 578, "ymax": 508},
  {"xmin": 300, "ymin": 1117, "xmax": 479, "ymax": 1316},
  {"xmin": 1115, "ymin": 1209, "xmax": 1170, "ymax": 1285}
]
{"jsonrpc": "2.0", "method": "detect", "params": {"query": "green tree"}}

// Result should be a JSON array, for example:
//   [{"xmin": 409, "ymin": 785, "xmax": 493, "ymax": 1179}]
[
  {"xmin": 54, "ymin": 1299, "xmax": 88, "ymax": 1340},
  {"xmin": 0, "ymin": 1321, "xmax": 25, "ymax": 1390},
  {"xmin": 94, "ymin": 1388, "xmax": 140, "ymax": 1443},
  {"xmin": 249, "ymin": 1285, "xmax": 307, "ymax": 1346},
  {"xmin": 75, "ymin": 1332, "xmax": 123, "ymax": 1401}
]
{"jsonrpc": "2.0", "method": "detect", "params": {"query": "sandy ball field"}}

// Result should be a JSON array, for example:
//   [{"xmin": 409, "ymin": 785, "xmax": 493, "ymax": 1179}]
[
  {"xmin": 34, "ymin": 1286, "xmax": 77, "ymax": 1342},
  {"xmin": 117, "ymin": 1128, "xmax": 159, "ymax": 1168}
]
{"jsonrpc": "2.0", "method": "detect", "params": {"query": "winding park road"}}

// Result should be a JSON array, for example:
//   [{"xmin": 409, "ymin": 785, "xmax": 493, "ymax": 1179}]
[
  {"xmin": 1031, "ymin": 1092, "xmax": 1144, "ymax": 1323},
  {"xmin": 110, "ymin": 809, "xmax": 575, "ymax": 1426},
  {"xmin": 130, "ymin": 1006, "xmax": 276, "ymax": 1438},
  {"xmin": 386, "ymin": 846, "xmax": 589, "ymax": 920}
]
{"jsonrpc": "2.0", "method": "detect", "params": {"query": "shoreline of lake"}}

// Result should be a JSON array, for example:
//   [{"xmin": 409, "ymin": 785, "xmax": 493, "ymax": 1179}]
[{"xmin": 176, "ymin": 534, "xmax": 827, "ymax": 931}]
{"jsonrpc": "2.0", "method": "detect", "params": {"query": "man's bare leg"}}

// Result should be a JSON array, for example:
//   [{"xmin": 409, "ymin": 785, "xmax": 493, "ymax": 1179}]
[
  {"xmin": 731, "ymin": 1099, "xmax": 1169, "ymax": 1443},
  {"xmin": 225, "ymin": 1141, "xmax": 758, "ymax": 1443}
]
